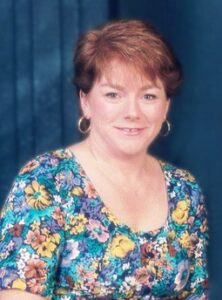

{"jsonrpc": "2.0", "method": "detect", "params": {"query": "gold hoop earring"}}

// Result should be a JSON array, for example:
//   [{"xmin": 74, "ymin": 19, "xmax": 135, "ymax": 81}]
[
  {"xmin": 160, "ymin": 119, "xmax": 171, "ymax": 137},
  {"xmin": 78, "ymin": 116, "xmax": 91, "ymax": 134}
]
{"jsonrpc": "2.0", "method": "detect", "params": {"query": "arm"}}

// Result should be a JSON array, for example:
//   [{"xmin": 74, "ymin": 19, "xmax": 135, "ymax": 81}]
[
  {"xmin": 178, "ymin": 185, "xmax": 209, "ymax": 299},
  {"xmin": 0, "ymin": 157, "xmax": 65, "ymax": 298},
  {"xmin": 0, "ymin": 289, "xmax": 48, "ymax": 300}
]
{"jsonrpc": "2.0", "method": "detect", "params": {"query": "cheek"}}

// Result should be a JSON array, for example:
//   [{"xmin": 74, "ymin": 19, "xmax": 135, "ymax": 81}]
[
  {"xmin": 91, "ymin": 102, "xmax": 120, "ymax": 121},
  {"xmin": 145, "ymin": 106, "xmax": 167, "ymax": 123}
]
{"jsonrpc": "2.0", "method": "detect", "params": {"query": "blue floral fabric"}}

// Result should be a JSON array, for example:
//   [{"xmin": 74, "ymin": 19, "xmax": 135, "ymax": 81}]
[{"xmin": 0, "ymin": 149, "xmax": 208, "ymax": 299}]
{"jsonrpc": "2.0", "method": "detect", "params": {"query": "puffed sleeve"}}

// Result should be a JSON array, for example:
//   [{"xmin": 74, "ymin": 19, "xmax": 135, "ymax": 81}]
[
  {"xmin": 0, "ymin": 156, "xmax": 66, "ymax": 299},
  {"xmin": 178, "ymin": 183, "xmax": 209, "ymax": 300}
]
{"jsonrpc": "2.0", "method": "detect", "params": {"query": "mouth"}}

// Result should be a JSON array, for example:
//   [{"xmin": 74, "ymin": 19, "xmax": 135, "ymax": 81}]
[{"xmin": 115, "ymin": 127, "xmax": 145, "ymax": 135}]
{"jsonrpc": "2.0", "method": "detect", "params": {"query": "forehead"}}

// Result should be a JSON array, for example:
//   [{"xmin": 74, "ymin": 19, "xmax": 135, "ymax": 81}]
[{"xmin": 96, "ymin": 59, "xmax": 163, "ymax": 89}]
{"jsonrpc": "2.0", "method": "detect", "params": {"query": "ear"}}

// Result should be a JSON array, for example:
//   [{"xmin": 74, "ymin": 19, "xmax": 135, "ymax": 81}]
[{"xmin": 79, "ymin": 90, "xmax": 91, "ymax": 118}]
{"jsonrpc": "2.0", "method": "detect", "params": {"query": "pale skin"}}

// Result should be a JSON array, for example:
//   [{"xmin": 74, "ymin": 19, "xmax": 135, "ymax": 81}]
[
  {"xmin": 0, "ymin": 289, "xmax": 48, "ymax": 300},
  {"xmin": 0, "ymin": 59, "xmax": 170, "ymax": 299},
  {"xmin": 72, "ymin": 60, "xmax": 170, "ymax": 232}
]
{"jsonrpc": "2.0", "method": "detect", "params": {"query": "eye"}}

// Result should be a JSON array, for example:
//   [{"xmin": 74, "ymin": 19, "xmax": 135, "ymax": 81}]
[
  {"xmin": 143, "ymin": 94, "xmax": 157, "ymax": 101},
  {"xmin": 105, "ymin": 92, "xmax": 119, "ymax": 99}
]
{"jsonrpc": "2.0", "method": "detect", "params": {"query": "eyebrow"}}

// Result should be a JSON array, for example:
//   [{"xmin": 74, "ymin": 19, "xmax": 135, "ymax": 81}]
[
  {"xmin": 100, "ymin": 83, "xmax": 125, "ymax": 91},
  {"xmin": 100, "ymin": 83, "xmax": 161, "ymax": 91},
  {"xmin": 140, "ymin": 84, "xmax": 161, "ymax": 91}
]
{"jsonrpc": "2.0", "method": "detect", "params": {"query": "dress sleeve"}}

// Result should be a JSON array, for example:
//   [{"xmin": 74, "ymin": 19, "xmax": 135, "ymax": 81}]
[
  {"xmin": 0, "ymin": 158, "xmax": 66, "ymax": 299},
  {"xmin": 177, "ymin": 183, "xmax": 209, "ymax": 300}
]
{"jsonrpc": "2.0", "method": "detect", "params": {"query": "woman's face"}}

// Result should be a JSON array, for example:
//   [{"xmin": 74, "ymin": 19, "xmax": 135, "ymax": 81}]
[{"xmin": 80, "ymin": 59, "xmax": 170, "ymax": 158}]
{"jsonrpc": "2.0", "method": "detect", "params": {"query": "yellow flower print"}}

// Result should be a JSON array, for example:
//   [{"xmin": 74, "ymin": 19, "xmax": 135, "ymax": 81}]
[
  {"xmin": 37, "ymin": 239, "xmax": 57, "ymax": 258},
  {"xmin": 146, "ymin": 260, "xmax": 157, "ymax": 276},
  {"xmin": 51, "ymin": 233, "xmax": 61, "ymax": 244},
  {"xmin": 30, "ymin": 220, "xmax": 40, "ymax": 230},
  {"xmin": 51, "ymin": 150, "xmax": 65, "ymax": 159},
  {"xmin": 71, "ymin": 186, "xmax": 83, "ymax": 196},
  {"xmin": 176, "ymin": 169, "xmax": 195, "ymax": 183},
  {"xmin": 12, "ymin": 278, "xmax": 26, "ymax": 290},
  {"xmin": 92, "ymin": 286, "xmax": 102, "ymax": 296},
  {"xmin": 91, "ymin": 260, "xmax": 99, "ymax": 270},
  {"xmin": 125, "ymin": 289, "xmax": 134, "ymax": 298},
  {"xmin": 178, "ymin": 290, "xmax": 190, "ymax": 299},
  {"xmin": 25, "ymin": 180, "xmax": 51, "ymax": 210},
  {"xmin": 161, "ymin": 242, "xmax": 168, "ymax": 254},
  {"xmin": 70, "ymin": 224, "xmax": 84, "ymax": 235},
  {"xmin": 64, "ymin": 224, "xmax": 71, "ymax": 231},
  {"xmin": 36, "ymin": 233, "xmax": 60, "ymax": 258},
  {"xmin": 179, "ymin": 231, "xmax": 190, "ymax": 248},
  {"xmin": 168, "ymin": 230, "xmax": 176, "ymax": 239},
  {"xmin": 70, "ymin": 214, "xmax": 87, "ymax": 225},
  {"xmin": 41, "ymin": 227, "xmax": 50, "ymax": 237},
  {"xmin": 172, "ymin": 200, "xmax": 190, "ymax": 224},
  {"xmin": 103, "ymin": 253, "xmax": 110, "ymax": 265},
  {"xmin": 177, "ymin": 200, "xmax": 190, "ymax": 210},
  {"xmin": 69, "ymin": 214, "xmax": 88, "ymax": 235},
  {"xmin": 54, "ymin": 288, "xmax": 67, "ymax": 295},
  {"xmin": 185, "ymin": 172, "xmax": 195, "ymax": 182},
  {"xmin": 109, "ymin": 235, "xmax": 135, "ymax": 258},
  {"xmin": 172, "ymin": 209, "xmax": 188, "ymax": 224},
  {"xmin": 101, "ymin": 207, "xmax": 120, "ymax": 226}
]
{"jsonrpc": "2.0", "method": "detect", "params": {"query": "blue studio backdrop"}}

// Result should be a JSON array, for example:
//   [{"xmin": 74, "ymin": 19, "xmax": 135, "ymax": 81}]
[{"xmin": 0, "ymin": 1, "xmax": 222, "ymax": 299}]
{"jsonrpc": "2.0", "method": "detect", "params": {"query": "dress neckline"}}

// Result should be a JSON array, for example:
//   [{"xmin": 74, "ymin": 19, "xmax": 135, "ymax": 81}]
[{"xmin": 64, "ymin": 148, "xmax": 172, "ymax": 237}]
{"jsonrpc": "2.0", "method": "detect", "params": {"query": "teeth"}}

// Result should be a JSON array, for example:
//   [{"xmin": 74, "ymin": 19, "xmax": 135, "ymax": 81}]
[
  {"xmin": 116, "ymin": 127, "xmax": 143, "ymax": 134},
  {"xmin": 123, "ymin": 128, "xmax": 139, "ymax": 132},
  {"xmin": 120, "ymin": 128, "xmax": 142, "ymax": 133}
]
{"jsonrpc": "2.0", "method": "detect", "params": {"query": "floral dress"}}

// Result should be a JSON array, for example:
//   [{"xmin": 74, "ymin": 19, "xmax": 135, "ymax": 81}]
[{"xmin": 0, "ymin": 149, "xmax": 208, "ymax": 299}]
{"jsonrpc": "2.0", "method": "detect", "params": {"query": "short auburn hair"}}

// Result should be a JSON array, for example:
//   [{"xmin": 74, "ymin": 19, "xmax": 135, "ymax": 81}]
[{"xmin": 73, "ymin": 19, "xmax": 182, "ymax": 98}]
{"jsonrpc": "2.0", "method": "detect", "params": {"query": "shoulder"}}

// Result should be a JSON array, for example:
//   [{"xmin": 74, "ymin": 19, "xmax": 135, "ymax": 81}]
[
  {"xmin": 3, "ymin": 149, "xmax": 81, "ymax": 213},
  {"xmin": 162, "ymin": 161, "xmax": 208, "ymax": 232},
  {"xmin": 1, "ymin": 149, "xmax": 81, "ymax": 234},
  {"xmin": 0, "ymin": 151, "xmax": 76, "ymax": 297},
  {"xmin": 161, "ymin": 160, "xmax": 200, "ymax": 189},
  {"xmin": 18, "ymin": 148, "xmax": 76, "ymax": 178},
  {"xmin": 161, "ymin": 160, "xmax": 205, "ymax": 209},
  {"xmin": 14, "ymin": 148, "xmax": 83, "ymax": 190}
]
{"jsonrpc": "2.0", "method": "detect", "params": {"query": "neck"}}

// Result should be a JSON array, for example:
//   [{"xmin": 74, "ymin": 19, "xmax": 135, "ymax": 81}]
[{"xmin": 84, "ymin": 136, "xmax": 152, "ymax": 181}]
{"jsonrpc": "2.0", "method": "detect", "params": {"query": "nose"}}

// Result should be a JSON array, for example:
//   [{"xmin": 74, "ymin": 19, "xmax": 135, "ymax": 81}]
[{"xmin": 124, "ymin": 97, "xmax": 141, "ymax": 120}]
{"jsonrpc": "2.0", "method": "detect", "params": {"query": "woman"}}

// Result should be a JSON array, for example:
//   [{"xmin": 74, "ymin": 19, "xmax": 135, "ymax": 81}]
[{"xmin": 0, "ymin": 20, "xmax": 208, "ymax": 299}]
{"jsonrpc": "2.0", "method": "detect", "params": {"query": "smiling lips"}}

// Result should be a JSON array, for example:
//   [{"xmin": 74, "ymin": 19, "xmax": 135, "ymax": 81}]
[{"xmin": 115, "ymin": 127, "xmax": 145, "ymax": 135}]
